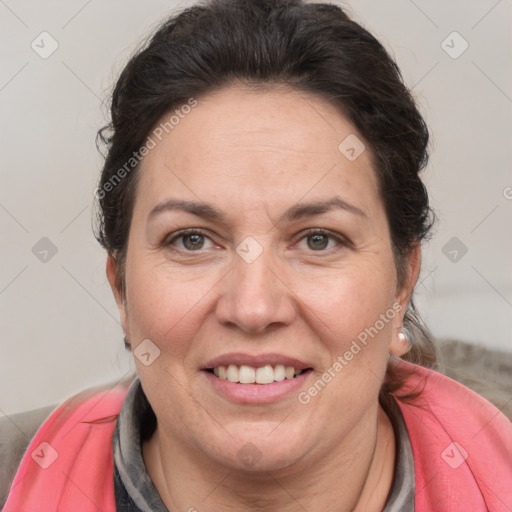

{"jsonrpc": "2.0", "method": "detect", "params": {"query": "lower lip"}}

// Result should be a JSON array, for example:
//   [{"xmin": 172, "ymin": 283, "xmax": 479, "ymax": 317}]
[{"xmin": 202, "ymin": 370, "xmax": 313, "ymax": 404}]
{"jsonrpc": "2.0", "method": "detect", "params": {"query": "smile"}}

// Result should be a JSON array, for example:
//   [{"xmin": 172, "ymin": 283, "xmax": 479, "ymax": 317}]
[
  {"xmin": 207, "ymin": 364, "xmax": 310, "ymax": 384},
  {"xmin": 201, "ymin": 354, "xmax": 314, "ymax": 403}
]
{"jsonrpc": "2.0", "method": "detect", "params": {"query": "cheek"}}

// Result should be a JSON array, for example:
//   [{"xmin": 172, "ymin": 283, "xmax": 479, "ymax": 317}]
[
  {"xmin": 124, "ymin": 255, "xmax": 220, "ymax": 356},
  {"xmin": 293, "ymin": 261, "xmax": 397, "ymax": 356}
]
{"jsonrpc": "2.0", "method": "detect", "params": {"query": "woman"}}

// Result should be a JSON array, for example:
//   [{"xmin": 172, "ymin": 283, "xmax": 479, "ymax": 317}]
[{"xmin": 5, "ymin": 0, "xmax": 511, "ymax": 510}]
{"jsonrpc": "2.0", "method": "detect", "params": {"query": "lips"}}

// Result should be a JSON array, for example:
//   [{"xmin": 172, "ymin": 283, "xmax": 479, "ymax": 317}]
[{"xmin": 203, "ymin": 353, "xmax": 311, "ymax": 370}]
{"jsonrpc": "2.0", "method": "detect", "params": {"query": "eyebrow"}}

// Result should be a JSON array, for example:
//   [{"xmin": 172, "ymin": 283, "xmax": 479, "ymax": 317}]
[
  {"xmin": 147, "ymin": 196, "xmax": 367, "ymax": 224},
  {"xmin": 148, "ymin": 200, "xmax": 227, "ymax": 223},
  {"xmin": 278, "ymin": 197, "xmax": 367, "ymax": 223}
]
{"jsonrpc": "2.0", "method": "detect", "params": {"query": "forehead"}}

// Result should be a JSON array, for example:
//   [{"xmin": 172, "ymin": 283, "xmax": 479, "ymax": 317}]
[{"xmin": 135, "ymin": 85, "xmax": 380, "ymax": 216}]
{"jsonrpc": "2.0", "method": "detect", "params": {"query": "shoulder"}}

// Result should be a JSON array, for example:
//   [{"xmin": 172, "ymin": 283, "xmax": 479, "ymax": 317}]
[
  {"xmin": 2, "ymin": 374, "xmax": 137, "ymax": 509},
  {"xmin": 392, "ymin": 358, "xmax": 511, "ymax": 438},
  {"xmin": 392, "ymin": 358, "xmax": 512, "ymax": 454},
  {"xmin": 0, "ymin": 404, "xmax": 57, "ymax": 506},
  {"xmin": 50, "ymin": 373, "xmax": 137, "ymax": 425},
  {"xmin": 391, "ymin": 359, "xmax": 512, "ymax": 511}
]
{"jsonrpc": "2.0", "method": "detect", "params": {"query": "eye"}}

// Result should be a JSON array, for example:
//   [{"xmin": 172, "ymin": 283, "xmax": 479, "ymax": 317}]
[
  {"xmin": 167, "ymin": 229, "xmax": 216, "ymax": 251},
  {"xmin": 307, "ymin": 233, "xmax": 330, "ymax": 250},
  {"xmin": 296, "ymin": 230, "xmax": 346, "ymax": 252}
]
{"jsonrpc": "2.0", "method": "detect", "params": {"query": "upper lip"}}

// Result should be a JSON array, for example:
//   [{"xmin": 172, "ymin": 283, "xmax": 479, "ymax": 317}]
[{"xmin": 202, "ymin": 353, "xmax": 312, "ymax": 371}]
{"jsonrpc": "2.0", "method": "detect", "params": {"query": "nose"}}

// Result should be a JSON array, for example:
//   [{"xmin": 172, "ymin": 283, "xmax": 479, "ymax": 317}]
[{"xmin": 215, "ymin": 250, "xmax": 297, "ymax": 334}]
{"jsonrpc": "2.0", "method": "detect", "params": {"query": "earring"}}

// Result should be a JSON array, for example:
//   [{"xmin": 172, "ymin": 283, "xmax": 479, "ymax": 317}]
[
  {"xmin": 398, "ymin": 329, "xmax": 411, "ymax": 349},
  {"xmin": 389, "ymin": 327, "xmax": 411, "ymax": 357},
  {"xmin": 123, "ymin": 335, "xmax": 131, "ymax": 348}
]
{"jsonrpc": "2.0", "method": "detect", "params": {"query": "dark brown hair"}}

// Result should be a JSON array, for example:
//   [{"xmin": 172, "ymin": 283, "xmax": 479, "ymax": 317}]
[{"xmin": 95, "ymin": 0, "xmax": 439, "ymax": 392}]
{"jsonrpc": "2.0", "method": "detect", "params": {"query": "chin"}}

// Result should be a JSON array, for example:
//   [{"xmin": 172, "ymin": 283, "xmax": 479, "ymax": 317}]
[{"xmin": 206, "ymin": 429, "xmax": 309, "ymax": 474}]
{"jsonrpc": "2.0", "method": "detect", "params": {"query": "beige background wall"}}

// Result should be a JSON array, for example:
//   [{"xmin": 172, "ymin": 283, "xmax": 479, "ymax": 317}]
[{"xmin": 1, "ymin": 0, "xmax": 511, "ymax": 415}]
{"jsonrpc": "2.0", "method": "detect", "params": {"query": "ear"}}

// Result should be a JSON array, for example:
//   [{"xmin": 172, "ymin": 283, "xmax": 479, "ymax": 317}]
[
  {"xmin": 395, "ymin": 242, "xmax": 421, "ymax": 310},
  {"xmin": 106, "ymin": 253, "xmax": 129, "ymax": 337},
  {"xmin": 389, "ymin": 243, "xmax": 421, "ymax": 356}
]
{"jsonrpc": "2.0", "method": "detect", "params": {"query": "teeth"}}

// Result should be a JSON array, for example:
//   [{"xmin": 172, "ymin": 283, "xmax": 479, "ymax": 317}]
[
  {"xmin": 255, "ymin": 365, "xmax": 274, "ymax": 384},
  {"xmin": 239, "ymin": 365, "xmax": 256, "ymax": 384},
  {"xmin": 274, "ymin": 364, "xmax": 285, "ymax": 381},
  {"xmin": 227, "ymin": 364, "xmax": 239, "ymax": 383},
  {"xmin": 285, "ymin": 366, "xmax": 295, "ymax": 379},
  {"xmin": 211, "ymin": 364, "xmax": 305, "ymax": 384}
]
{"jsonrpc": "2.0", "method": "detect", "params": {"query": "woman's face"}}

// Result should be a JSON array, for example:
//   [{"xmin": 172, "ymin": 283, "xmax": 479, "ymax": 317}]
[{"xmin": 109, "ymin": 85, "xmax": 417, "ymax": 472}]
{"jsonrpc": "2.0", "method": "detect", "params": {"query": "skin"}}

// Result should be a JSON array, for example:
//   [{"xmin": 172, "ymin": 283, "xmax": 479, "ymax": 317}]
[{"xmin": 107, "ymin": 85, "xmax": 420, "ymax": 511}]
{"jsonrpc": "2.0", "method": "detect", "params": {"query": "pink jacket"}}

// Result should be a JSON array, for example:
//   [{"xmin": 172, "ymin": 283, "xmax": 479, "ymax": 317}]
[{"xmin": 5, "ymin": 361, "xmax": 512, "ymax": 511}]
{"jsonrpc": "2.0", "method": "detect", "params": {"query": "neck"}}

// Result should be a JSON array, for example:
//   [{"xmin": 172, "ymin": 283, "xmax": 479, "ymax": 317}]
[{"xmin": 142, "ymin": 404, "xmax": 395, "ymax": 512}]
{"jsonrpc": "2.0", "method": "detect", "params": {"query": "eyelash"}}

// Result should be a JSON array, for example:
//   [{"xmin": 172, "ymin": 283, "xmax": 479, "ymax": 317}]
[
  {"xmin": 164, "ymin": 228, "xmax": 350, "ymax": 254},
  {"xmin": 165, "ymin": 228, "xmax": 216, "ymax": 252},
  {"xmin": 298, "ymin": 228, "xmax": 350, "ymax": 251}
]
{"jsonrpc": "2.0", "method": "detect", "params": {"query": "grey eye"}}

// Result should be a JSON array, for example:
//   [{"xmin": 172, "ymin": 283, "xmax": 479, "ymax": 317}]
[
  {"xmin": 182, "ymin": 234, "xmax": 205, "ymax": 250},
  {"xmin": 307, "ymin": 234, "xmax": 329, "ymax": 250}
]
